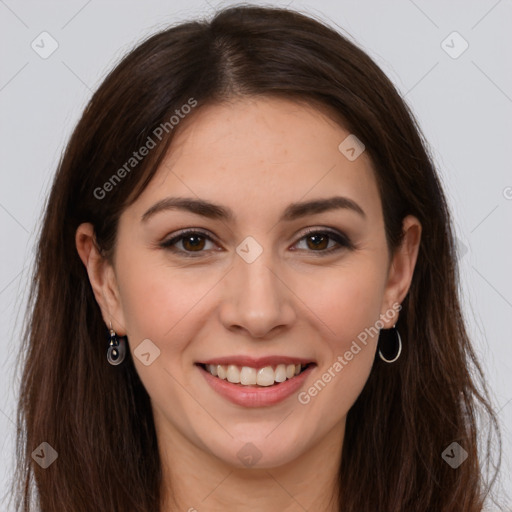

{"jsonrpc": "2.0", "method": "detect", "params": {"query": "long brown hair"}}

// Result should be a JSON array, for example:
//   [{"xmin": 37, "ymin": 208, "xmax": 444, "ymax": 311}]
[{"xmin": 9, "ymin": 5, "xmax": 504, "ymax": 511}]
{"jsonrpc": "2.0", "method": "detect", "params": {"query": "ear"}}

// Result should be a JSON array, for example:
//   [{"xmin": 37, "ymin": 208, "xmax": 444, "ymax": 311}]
[
  {"xmin": 75, "ymin": 222, "xmax": 127, "ymax": 335},
  {"xmin": 380, "ymin": 215, "xmax": 422, "ymax": 327}
]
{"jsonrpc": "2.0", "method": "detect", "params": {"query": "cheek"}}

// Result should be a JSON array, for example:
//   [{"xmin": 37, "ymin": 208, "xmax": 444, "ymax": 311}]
[
  {"xmin": 297, "ymin": 258, "xmax": 386, "ymax": 349},
  {"xmin": 118, "ymin": 252, "xmax": 228, "ymax": 386},
  {"xmin": 113, "ymin": 253, "xmax": 217, "ymax": 417},
  {"xmin": 293, "ymin": 259, "xmax": 385, "ymax": 413},
  {"xmin": 115, "ymin": 249, "xmax": 223, "ymax": 355}
]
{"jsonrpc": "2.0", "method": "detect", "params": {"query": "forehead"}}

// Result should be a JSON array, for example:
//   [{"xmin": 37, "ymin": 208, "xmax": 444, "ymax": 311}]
[{"xmin": 131, "ymin": 96, "xmax": 382, "ymax": 225}]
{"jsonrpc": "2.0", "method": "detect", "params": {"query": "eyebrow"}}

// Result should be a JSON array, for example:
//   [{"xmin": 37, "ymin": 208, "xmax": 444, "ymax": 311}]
[{"xmin": 141, "ymin": 195, "xmax": 366, "ymax": 223}]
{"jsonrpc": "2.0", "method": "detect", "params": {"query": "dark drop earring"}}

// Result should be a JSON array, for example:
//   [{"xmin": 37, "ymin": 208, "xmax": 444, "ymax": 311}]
[
  {"xmin": 378, "ymin": 324, "xmax": 402, "ymax": 363},
  {"xmin": 107, "ymin": 322, "xmax": 126, "ymax": 365}
]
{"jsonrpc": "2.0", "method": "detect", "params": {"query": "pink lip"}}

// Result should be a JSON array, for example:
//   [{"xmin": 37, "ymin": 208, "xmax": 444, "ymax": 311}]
[
  {"xmin": 197, "ymin": 363, "xmax": 316, "ymax": 408},
  {"xmin": 198, "ymin": 355, "xmax": 315, "ymax": 369}
]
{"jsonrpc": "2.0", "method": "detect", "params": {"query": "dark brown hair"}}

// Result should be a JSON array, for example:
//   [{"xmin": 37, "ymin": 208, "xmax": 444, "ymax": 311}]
[{"xmin": 9, "ymin": 4, "xmax": 504, "ymax": 511}]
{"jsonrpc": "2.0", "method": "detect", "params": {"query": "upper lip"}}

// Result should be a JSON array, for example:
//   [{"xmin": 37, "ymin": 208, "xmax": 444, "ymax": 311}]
[{"xmin": 197, "ymin": 356, "xmax": 316, "ymax": 368}]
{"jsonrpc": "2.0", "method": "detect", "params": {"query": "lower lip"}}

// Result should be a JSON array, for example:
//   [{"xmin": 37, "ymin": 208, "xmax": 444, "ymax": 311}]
[{"xmin": 197, "ymin": 364, "xmax": 316, "ymax": 408}]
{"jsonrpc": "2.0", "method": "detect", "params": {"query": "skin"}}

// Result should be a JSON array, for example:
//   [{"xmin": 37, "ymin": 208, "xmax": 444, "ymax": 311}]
[{"xmin": 76, "ymin": 96, "xmax": 421, "ymax": 512}]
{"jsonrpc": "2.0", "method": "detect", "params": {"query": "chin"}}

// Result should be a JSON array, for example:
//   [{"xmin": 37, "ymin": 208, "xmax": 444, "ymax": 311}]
[{"xmin": 206, "ymin": 430, "xmax": 308, "ymax": 469}]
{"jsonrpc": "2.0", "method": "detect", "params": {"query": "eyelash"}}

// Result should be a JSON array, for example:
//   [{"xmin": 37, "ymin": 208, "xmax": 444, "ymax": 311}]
[{"xmin": 159, "ymin": 227, "xmax": 354, "ymax": 258}]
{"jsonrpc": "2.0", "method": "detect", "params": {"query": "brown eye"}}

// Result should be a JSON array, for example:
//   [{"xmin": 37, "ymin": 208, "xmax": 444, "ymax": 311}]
[
  {"xmin": 294, "ymin": 229, "xmax": 353, "ymax": 254},
  {"xmin": 160, "ymin": 229, "xmax": 216, "ymax": 257},
  {"xmin": 181, "ymin": 234, "xmax": 207, "ymax": 252},
  {"xmin": 160, "ymin": 227, "xmax": 353, "ymax": 258},
  {"xmin": 305, "ymin": 233, "xmax": 330, "ymax": 250}
]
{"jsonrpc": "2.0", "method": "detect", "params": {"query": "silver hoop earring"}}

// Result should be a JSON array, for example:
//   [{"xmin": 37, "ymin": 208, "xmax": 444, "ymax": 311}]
[
  {"xmin": 378, "ymin": 324, "xmax": 402, "ymax": 363},
  {"xmin": 107, "ymin": 322, "xmax": 126, "ymax": 365}
]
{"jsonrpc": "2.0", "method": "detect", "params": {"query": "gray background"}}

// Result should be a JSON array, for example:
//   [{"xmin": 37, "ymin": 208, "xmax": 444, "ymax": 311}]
[{"xmin": 0, "ymin": 0, "xmax": 511, "ymax": 509}]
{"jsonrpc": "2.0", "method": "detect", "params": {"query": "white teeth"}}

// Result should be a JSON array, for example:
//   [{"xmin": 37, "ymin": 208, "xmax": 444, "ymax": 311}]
[
  {"xmin": 256, "ymin": 367, "xmax": 275, "ymax": 386},
  {"xmin": 240, "ymin": 366, "xmax": 257, "ymax": 385},
  {"xmin": 275, "ymin": 364, "xmax": 287, "ymax": 382},
  {"xmin": 204, "ymin": 362, "xmax": 309, "ymax": 386},
  {"xmin": 226, "ymin": 365, "xmax": 240, "ymax": 383},
  {"xmin": 217, "ymin": 365, "xmax": 227, "ymax": 380}
]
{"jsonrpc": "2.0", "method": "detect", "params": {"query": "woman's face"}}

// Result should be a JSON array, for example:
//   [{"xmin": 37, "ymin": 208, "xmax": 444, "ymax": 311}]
[{"xmin": 79, "ymin": 96, "xmax": 420, "ymax": 470}]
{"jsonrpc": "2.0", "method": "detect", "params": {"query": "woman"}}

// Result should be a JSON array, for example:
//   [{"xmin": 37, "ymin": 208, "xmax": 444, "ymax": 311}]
[{"xmin": 10, "ymin": 5, "xmax": 504, "ymax": 511}]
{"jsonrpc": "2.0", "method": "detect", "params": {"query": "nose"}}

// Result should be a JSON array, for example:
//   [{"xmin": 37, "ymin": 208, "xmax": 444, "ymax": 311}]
[{"xmin": 218, "ymin": 248, "xmax": 296, "ymax": 339}]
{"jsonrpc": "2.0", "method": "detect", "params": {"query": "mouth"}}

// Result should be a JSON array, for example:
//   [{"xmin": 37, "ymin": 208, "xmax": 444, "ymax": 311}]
[
  {"xmin": 196, "ymin": 362, "xmax": 316, "ymax": 388},
  {"xmin": 196, "ymin": 360, "xmax": 317, "ymax": 407}
]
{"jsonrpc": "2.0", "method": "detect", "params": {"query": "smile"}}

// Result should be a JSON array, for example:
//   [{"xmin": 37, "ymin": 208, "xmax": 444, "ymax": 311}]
[
  {"xmin": 199, "ymin": 362, "xmax": 312, "ymax": 387},
  {"xmin": 195, "ymin": 357, "xmax": 317, "ymax": 408}
]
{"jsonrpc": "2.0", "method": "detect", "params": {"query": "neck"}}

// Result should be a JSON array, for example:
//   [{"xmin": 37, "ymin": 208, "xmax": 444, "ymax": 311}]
[{"xmin": 157, "ymin": 414, "xmax": 345, "ymax": 512}]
